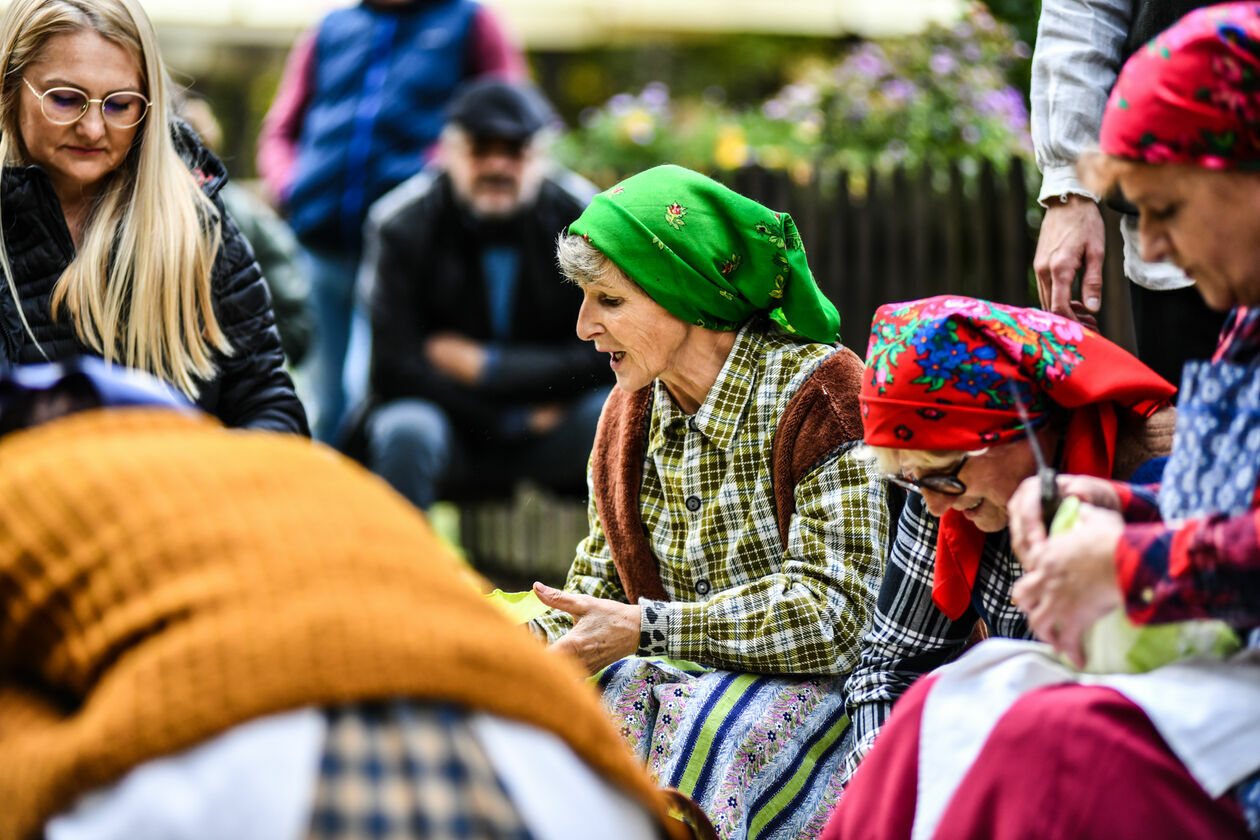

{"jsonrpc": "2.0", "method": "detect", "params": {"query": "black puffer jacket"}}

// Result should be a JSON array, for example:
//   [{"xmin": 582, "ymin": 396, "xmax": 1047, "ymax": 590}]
[{"xmin": 0, "ymin": 125, "xmax": 308, "ymax": 434}]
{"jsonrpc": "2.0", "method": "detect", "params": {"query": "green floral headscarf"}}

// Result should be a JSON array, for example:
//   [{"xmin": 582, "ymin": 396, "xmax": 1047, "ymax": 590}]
[{"xmin": 568, "ymin": 165, "xmax": 841, "ymax": 344}]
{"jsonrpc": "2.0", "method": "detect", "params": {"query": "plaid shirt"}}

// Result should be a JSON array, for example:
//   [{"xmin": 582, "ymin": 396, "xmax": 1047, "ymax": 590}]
[
  {"xmin": 1113, "ymin": 306, "xmax": 1260, "ymax": 630},
  {"xmin": 307, "ymin": 702, "xmax": 532, "ymax": 840},
  {"xmin": 535, "ymin": 322, "xmax": 888, "ymax": 675},
  {"xmin": 839, "ymin": 492, "xmax": 1032, "ymax": 784}
]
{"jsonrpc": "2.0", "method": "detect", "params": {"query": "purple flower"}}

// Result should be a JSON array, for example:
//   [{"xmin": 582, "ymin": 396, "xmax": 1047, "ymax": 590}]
[
  {"xmin": 762, "ymin": 99, "xmax": 789, "ymax": 120},
  {"xmin": 608, "ymin": 93, "xmax": 634, "ymax": 116},
  {"xmin": 963, "ymin": 43, "xmax": 983, "ymax": 62},
  {"xmin": 962, "ymin": 125, "xmax": 982, "ymax": 144},
  {"xmin": 930, "ymin": 49, "xmax": 958, "ymax": 76},
  {"xmin": 882, "ymin": 79, "xmax": 915, "ymax": 104},
  {"xmin": 641, "ymin": 81, "xmax": 670, "ymax": 111},
  {"xmin": 849, "ymin": 44, "xmax": 892, "ymax": 78}
]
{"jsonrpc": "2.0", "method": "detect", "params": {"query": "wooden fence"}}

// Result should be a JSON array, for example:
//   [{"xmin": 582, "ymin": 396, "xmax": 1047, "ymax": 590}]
[
  {"xmin": 729, "ymin": 158, "xmax": 1134, "ymax": 354},
  {"xmin": 462, "ymin": 157, "xmax": 1139, "ymax": 583}
]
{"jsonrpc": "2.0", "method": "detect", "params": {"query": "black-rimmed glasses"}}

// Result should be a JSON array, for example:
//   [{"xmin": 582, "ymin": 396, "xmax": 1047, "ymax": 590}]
[
  {"xmin": 884, "ymin": 455, "xmax": 969, "ymax": 496},
  {"xmin": 23, "ymin": 78, "xmax": 150, "ymax": 129}
]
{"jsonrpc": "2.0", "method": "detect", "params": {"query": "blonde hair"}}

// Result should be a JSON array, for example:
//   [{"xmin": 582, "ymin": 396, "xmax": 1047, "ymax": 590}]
[
  {"xmin": 861, "ymin": 444, "xmax": 985, "ymax": 477},
  {"xmin": 0, "ymin": 0, "xmax": 230, "ymax": 397}
]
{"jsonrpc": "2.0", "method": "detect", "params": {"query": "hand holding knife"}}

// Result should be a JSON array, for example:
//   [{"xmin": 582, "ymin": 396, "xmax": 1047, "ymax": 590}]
[{"xmin": 1007, "ymin": 381, "xmax": 1061, "ymax": 529}]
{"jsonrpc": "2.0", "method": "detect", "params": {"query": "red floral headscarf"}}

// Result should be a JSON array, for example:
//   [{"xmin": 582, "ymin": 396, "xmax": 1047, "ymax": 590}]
[
  {"xmin": 860, "ymin": 296, "xmax": 1175, "ymax": 620},
  {"xmin": 1101, "ymin": 3, "xmax": 1260, "ymax": 169}
]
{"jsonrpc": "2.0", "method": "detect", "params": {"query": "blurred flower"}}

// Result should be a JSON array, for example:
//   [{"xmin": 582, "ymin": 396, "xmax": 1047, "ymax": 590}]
[
  {"xmin": 849, "ymin": 43, "xmax": 892, "ymax": 78},
  {"xmin": 641, "ymin": 82, "xmax": 671, "ymax": 112},
  {"xmin": 882, "ymin": 79, "xmax": 915, "ymax": 104},
  {"xmin": 621, "ymin": 108, "xmax": 656, "ymax": 145},
  {"xmin": 553, "ymin": 2, "xmax": 1032, "ymax": 186},
  {"xmin": 608, "ymin": 93, "xmax": 635, "ymax": 116},
  {"xmin": 930, "ymin": 49, "xmax": 958, "ymax": 76},
  {"xmin": 762, "ymin": 99, "xmax": 789, "ymax": 120},
  {"xmin": 714, "ymin": 124, "xmax": 750, "ymax": 169}
]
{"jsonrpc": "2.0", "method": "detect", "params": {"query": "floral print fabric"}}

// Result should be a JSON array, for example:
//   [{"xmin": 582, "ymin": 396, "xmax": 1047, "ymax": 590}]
[
  {"xmin": 597, "ymin": 657, "xmax": 849, "ymax": 840},
  {"xmin": 860, "ymin": 295, "xmax": 1174, "ymax": 451},
  {"xmin": 1102, "ymin": 3, "xmax": 1260, "ymax": 170}
]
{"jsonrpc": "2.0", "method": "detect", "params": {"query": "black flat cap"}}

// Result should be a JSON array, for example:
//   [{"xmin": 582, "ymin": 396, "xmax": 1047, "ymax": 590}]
[{"xmin": 446, "ymin": 78, "xmax": 553, "ymax": 142}]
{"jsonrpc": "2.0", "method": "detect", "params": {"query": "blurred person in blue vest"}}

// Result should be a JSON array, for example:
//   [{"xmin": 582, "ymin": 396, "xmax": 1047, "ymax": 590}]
[
  {"xmin": 358, "ymin": 78, "xmax": 611, "ymax": 510},
  {"xmin": 257, "ymin": 0, "xmax": 525, "ymax": 442}
]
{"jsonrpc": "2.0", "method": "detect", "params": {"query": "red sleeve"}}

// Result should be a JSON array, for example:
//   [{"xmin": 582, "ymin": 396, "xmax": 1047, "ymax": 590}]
[
  {"xmin": 1115, "ymin": 509, "xmax": 1260, "ymax": 627},
  {"xmin": 256, "ymin": 29, "xmax": 317, "ymax": 208},
  {"xmin": 466, "ymin": 4, "xmax": 527, "ymax": 80}
]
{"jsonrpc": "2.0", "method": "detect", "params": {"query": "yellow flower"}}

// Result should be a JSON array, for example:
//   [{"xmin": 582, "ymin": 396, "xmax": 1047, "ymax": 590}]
[
  {"xmin": 713, "ymin": 125, "xmax": 749, "ymax": 170},
  {"xmin": 621, "ymin": 108, "xmax": 656, "ymax": 145}
]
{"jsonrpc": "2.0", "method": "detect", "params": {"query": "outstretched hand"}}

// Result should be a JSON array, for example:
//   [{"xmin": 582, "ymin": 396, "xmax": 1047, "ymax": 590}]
[
  {"xmin": 1034, "ymin": 196, "xmax": 1106, "ymax": 327},
  {"xmin": 533, "ymin": 582, "xmax": 641, "ymax": 675}
]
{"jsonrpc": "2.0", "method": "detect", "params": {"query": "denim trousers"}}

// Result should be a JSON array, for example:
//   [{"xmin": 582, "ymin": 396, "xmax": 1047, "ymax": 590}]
[
  {"xmin": 366, "ymin": 388, "xmax": 609, "ymax": 510},
  {"xmin": 300, "ymin": 246, "xmax": 371, "ymax": 443}
]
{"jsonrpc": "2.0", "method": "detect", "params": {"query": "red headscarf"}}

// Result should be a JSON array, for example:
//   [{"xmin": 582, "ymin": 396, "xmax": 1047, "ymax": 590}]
[
  {"xmin": 860, "ymin": 296, "xmax": 1175, "ymax": 620},
  {"xmin": 1101, "ymin": 3, "xmax": 1260, "ymax": 169}
]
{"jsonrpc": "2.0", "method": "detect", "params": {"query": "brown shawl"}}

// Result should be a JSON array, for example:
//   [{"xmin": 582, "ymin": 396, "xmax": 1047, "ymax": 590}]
[{"xmin": 590, "ymin": 346, "xmax": 866, "ymax": 604}]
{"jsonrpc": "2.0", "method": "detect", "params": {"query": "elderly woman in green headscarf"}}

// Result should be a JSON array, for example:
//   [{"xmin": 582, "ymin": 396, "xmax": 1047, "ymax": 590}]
[{"xmin": 529, "ymin": 165, "xmax": 888, "ymax": 840}]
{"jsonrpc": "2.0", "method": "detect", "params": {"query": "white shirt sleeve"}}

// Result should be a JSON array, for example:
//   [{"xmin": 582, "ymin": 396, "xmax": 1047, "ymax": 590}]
[{"xmin": 1031, "ymin": 0, "xmax": 1134, "ymax": 205}]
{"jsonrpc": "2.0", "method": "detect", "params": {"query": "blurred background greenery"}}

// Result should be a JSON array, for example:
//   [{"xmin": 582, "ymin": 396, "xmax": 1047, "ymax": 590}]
[{"xmin": 160, "ymin": 1, "xmax": 1038, "ymax": 193}]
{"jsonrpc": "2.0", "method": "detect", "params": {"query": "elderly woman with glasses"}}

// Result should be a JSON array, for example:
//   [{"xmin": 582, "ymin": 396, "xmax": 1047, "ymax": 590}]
[
  {"xmin": 0, "ymin": 0, "xmax": 305, "ymax": 432},
  {"xmin": 836, "ymin": 295, "xmax": 1175, "ymax": 786},
  {"xmin": 529, "ymin": 165, "xmax": 889, "ymax": 839},
  {"xmin": 827, "ymin": 11, "xmax": 1260, "ymax": 838}
]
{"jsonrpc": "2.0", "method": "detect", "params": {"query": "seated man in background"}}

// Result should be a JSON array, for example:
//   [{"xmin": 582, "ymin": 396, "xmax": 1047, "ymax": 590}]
[
  {"xmin": 358, "ymin": 78, "xmax": 610, "ymax": 509},
  {"xmin": 0, "ymin": 358, "xmax": 700, "ymax": 840}
]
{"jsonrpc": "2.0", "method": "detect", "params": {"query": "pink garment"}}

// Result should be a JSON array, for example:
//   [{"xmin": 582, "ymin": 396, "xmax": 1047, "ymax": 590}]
[
  {"xmin": 255, "ymin": 4, "xmax": 526, "ymax": 207},
  {"xmin": 823, "ymin": 676, "xmax": 1250, "ymax": 840}
]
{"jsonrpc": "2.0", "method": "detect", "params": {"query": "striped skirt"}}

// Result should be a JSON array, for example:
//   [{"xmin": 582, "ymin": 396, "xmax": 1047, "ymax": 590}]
[{"xmin": 596, "ymin": 657, "xmax": 849, "ymax": 840}]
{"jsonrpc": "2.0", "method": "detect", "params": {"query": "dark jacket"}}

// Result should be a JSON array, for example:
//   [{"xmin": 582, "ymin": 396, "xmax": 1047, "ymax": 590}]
[
  {"xmin": 1124, "ymin": 1, "xmax": 1212, "ymax": 61},
  {"xmin": 0, "ymin": 125, "xmax": 309, "ymax": 434},
  {"xmin": 286, "ymin": 0, "xmax": 479, "ymax": 249},
  {"xmin": 365, "ymin": 169, "xmax": 609, "ymax": 441}
]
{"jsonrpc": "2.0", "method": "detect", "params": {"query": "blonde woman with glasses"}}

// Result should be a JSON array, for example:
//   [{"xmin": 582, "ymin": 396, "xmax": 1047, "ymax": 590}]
[{"xmin": 0, "ymin": 0, "xmax": 306, "ymax": 432}]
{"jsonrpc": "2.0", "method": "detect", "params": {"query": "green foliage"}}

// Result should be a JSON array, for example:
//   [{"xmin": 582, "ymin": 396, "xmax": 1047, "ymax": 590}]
[{"xmin": 554, "ymin": 3, "xmax": 1033, "ymax": 189}]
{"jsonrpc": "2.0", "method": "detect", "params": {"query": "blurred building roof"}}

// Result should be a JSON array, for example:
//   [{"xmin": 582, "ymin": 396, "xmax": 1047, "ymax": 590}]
[{"xmin": 145, "ymin": 0, "xmax": 966, "ymax": 49}]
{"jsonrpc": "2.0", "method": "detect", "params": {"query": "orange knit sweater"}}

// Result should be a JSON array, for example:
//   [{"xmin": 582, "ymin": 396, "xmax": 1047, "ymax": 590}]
[{"xmin": 0, "ymin": 409, "xmax": 687, "ymax": 840}]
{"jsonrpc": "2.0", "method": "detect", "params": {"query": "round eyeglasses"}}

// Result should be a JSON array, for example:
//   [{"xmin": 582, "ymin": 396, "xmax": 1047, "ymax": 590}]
[
  {"xmin": 23, "ymin": 78, "xmax": 150, "ymax": 129},
  {"xmin": 884, "ymin": 455, "xmax": 969, "ymax": 497}
]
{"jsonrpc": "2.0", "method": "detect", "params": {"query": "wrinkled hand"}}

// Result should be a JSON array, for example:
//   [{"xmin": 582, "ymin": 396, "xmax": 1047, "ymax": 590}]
[
  {"xmin": 425, "ymin": 333, "xmax": 488, "ymax": 385},
  {"xmin": 1011, "ymin": 501, "xmax": 1125, "ymax": 669},
  {"xmin": 1034, "ymin": 196, "xmax": 1106, "ymax": 324},
  {"xmin": 1008, "ymin": 473, "xmax": 1122, "ymax": 569},
  {"xmin": 533, "ymin": 582, "xmax": 641, "ymax": 675}
]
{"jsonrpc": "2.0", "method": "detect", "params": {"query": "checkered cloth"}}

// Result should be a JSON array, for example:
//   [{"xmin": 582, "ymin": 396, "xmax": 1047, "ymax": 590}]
[
  {"xmin": 307, "ymin": 701, "xmax": 533, "ymax": 840},
  {"xmin": 839, "ymin": 492, "xmax": 1033, "ymax": 785},
  {"xmin": 535, "ymin": 321, "xmax": 888, "ymax": 675}
]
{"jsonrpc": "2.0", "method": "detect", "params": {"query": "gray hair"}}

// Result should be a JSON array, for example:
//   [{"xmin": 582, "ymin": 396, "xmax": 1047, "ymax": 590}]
[{"xmin": 555, "ymin": 232, "xmax": 615, "ymax": 286}]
